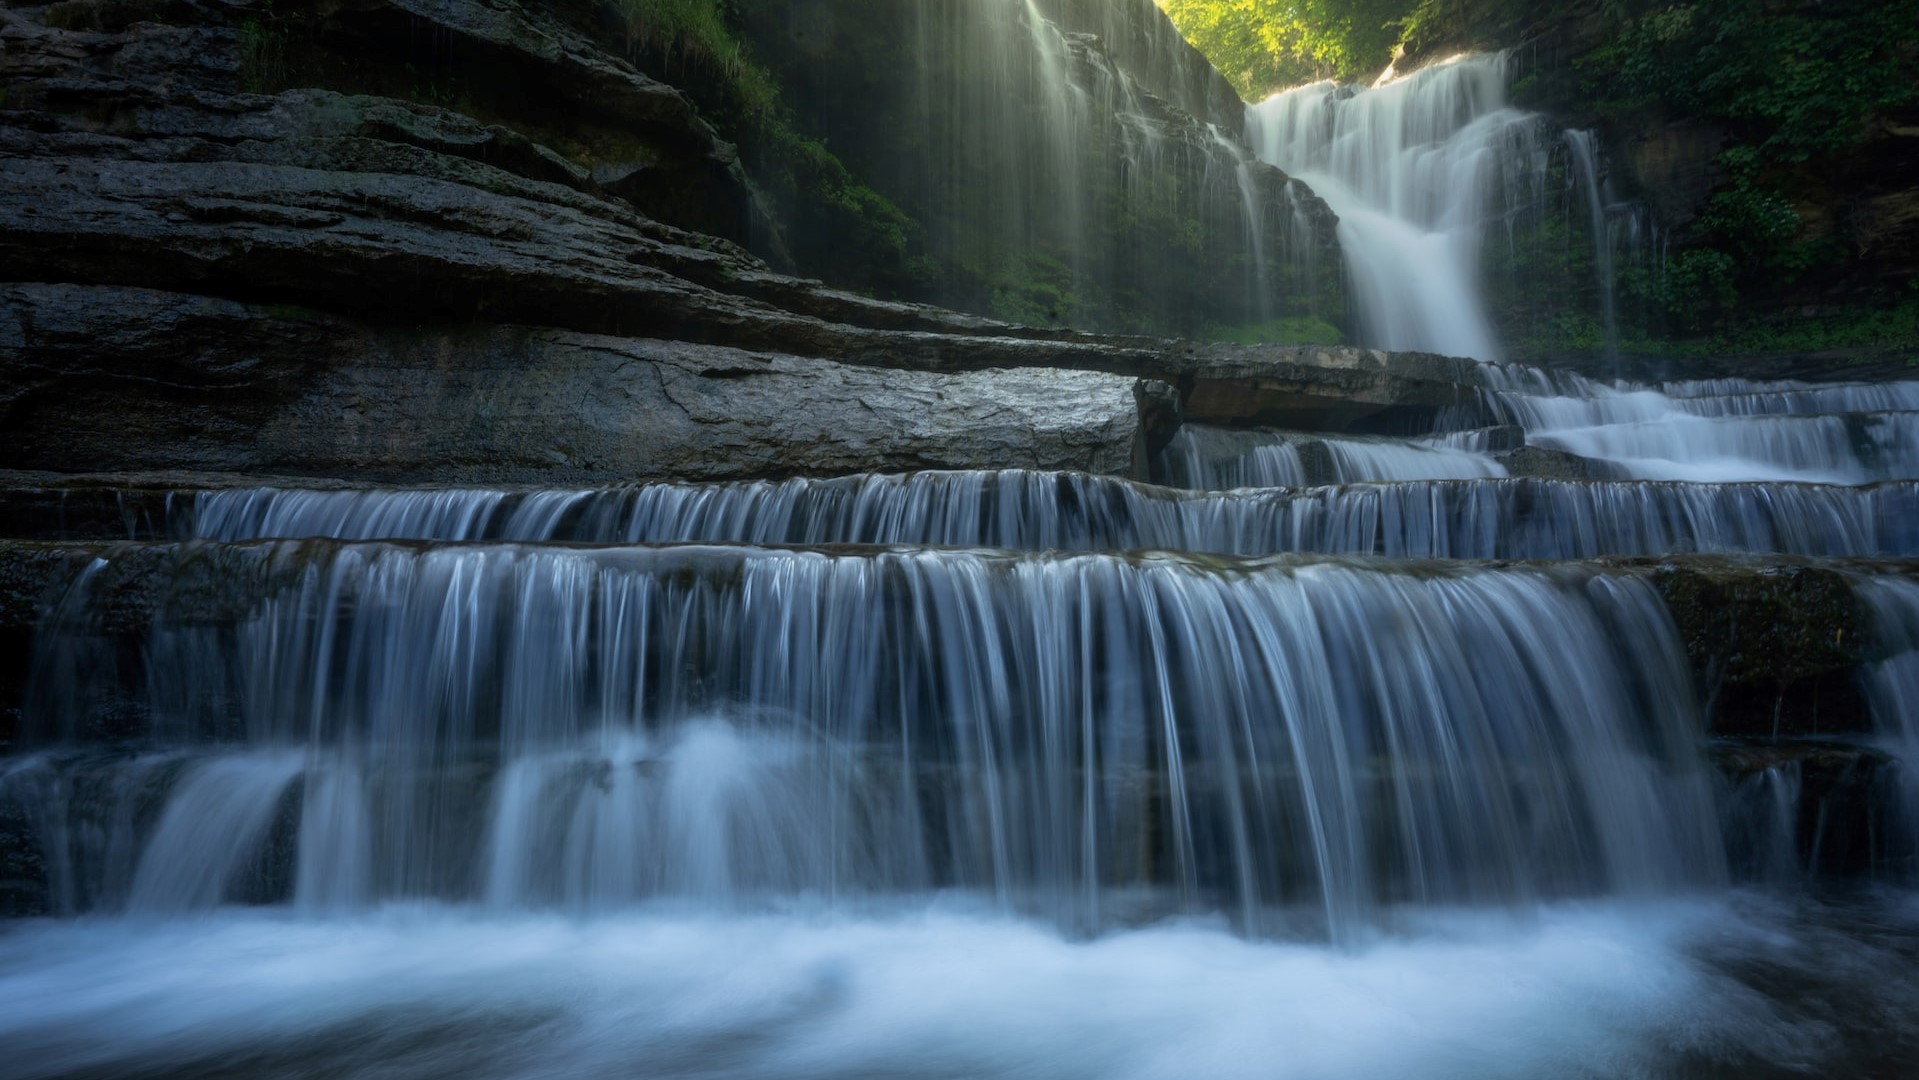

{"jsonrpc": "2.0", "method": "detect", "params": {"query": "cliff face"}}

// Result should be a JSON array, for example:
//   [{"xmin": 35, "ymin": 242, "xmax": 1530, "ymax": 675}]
[
  {"xmin": 0, "ymin": 0, "xmax": 1160, "ymax": 481},
  {"xmin": 741, "ymin": 0, "xmax": 1344, "ymax": 339},
  {"xmin": 0, "ymin": 0, "xmax": 1470, "ymax": 485}
]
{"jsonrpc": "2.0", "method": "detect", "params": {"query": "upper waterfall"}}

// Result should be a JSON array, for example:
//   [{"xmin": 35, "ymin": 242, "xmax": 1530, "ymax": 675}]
[{"xmin": 1247, "ymin": 54, "xmax": 1542, "ymax": 361}]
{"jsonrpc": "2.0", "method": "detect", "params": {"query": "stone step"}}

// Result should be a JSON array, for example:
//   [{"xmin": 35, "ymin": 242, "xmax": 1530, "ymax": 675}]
[
  {"xmin": 0, "ymin": 540, "xmax": 1911, "ymax": 745},
  {"xmin": 2, "ymin": 472, "xmax": 1915, "ymax": 562}
]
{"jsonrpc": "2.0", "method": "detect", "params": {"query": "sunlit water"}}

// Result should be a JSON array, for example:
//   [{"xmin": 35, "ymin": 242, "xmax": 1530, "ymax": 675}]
[
  {"xmin": 2, "ymin": 894, "xmax": 1916, "ymax": 1080},
  {"xmin": 1248, "ymin": 55, "xmax": 1538, "ymax": 361}
]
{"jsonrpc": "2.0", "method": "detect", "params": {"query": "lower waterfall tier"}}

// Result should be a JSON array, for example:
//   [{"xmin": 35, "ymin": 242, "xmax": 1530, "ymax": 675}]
[{"xmin": 6, "ymin": 541, "xmax": 1916, "ymax": 935}]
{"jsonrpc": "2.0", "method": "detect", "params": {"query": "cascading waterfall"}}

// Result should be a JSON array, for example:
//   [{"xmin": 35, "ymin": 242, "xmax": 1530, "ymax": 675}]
[
  {"xmin": 9, "ymin": 373, "xmax": 1919, "ymax": 1076},
  {"xmin": 12, "ymin": 543, "xmax": 1721, "ymax": 940},
  {"xmin": 1861, "ymin": 578, "xmax": 1919, "ymax": 835},
  {"xmin": 1477, "ymin": 368, "xmax": 1919, "ymax": 483},
  {"xmin": 118, "ymin": 473, "xmax": 1919, "ymax": 560},
  {"xmin": 1157, "ymin": 426, "xmax": 1509, "ymax": 488},
  {"xmin": 77, "ymin": 473, "xmax": 1901, "ymax": 559},
  {"xmin": 1247, "ymin": 54, "xmax": 1541, "ymax": 360},
  {"xmin": 1563, "ymin": 129, "xmax": 1620, "ymax": 363},
  {"xmin": 3, "ymin": 17, "xmax": 1919, "ymax": 1073}
]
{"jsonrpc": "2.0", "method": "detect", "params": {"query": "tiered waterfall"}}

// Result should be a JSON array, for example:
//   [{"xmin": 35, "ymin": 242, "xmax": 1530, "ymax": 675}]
[{"xmin": 3, "ymin": 40, "xmax": 1919, "ymax": 1080}]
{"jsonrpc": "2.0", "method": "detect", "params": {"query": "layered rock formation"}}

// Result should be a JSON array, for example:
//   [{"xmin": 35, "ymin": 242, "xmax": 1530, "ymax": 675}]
[{"xmin": 742, "ymin": 0, "xmax": 1343, "ymax": 336}]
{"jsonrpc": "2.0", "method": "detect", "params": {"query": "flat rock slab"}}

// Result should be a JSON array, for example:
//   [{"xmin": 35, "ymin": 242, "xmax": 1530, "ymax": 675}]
[{"xmin": 0, "ymin": 284, "xmax": 1158, "ymax": 484}]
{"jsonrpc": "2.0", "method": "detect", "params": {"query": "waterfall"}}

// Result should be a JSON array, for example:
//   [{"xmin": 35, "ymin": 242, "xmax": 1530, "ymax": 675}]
[
  {"xmin": 8, "ymin": 375, "xmax": 1919, "ymax": 1077},
  {"xmin": 176, "ymin": 473, "xmax": 1919, "ymax": 560},
  {"xmin": 1861, "ymin": 578, "xmax": 1919, "ymax": 838},
  {"xmin": 1563, "ymin": 129, "xmax": 1620, "ymax": 365},
  {"xmin": 14, "ymin": 543, "xmax": 1721, "ymax": 939},
  {"xmin": 7, "ymin": 2, "xmax": 1919, "ymax": 1073},
  {"xmin": 1478, "ymin": 368, "xmax": 1919, "ymax": 483},
  {"xmin": 1157, "ymin": 427, "xmax": 1508, "ymax": 488},
  {"xmin": 1247, "ymin": 54, "xmax": 1542, "ymax": 360}
]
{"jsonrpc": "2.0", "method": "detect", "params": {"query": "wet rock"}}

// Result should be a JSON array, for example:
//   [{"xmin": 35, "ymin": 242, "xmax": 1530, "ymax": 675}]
[
  {"xmin": 0, "ymin": 1, "xmax": 1472, "ymax": 446},
  {"xmin": 1713, "ymin": 739, "xmax": 1911, "ymax": 880},
  {"xmin": 1649, "ymin": 562, "xmax": 1875, "ymax": 737},
  {"xmin": 0, "ymin": 284, "xmax": 1158, "ymax": 483},
  {"xmin": 1160, "ymin": 343, "xmax": 1487, "ymax": 433},
  {"xmin": 0, "ymin": 798, "xmax": 49, "ymax": 917},
  {"xmin": 1496, "ymin": 445, "xmax": 1610, "ymax": 481}
]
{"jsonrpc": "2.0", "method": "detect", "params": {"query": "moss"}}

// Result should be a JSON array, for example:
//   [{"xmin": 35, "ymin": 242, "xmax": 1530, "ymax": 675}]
[
  {"xmin": 1205, "ymin": 316, "xmax": 1344, "ymax": 346},
  {"xmin": 986, "ymin": 253, "xmax": 1081, "ymax": 328},
  {"xmin": 1651, "ymin": 563, "xmax": 1878, "ymax": 736},
  {"xmin": 1507, "ymin": 298, "xmax": 1919, "ymax": 365},
  {"xmin": 236, "ymin": 3, "xmax": 288, "ymax": 95}
]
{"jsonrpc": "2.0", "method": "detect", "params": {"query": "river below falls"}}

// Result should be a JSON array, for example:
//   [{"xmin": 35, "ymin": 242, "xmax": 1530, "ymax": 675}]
[{"xmin": 2, "ymin": 891, "xmax": 1916, "ymax": 1079}]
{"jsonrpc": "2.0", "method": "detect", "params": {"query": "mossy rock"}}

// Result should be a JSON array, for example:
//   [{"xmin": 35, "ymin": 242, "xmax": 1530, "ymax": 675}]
[{"xmin": 1652, "ymin": 563, "xmax": 1875, "ymax": 736}]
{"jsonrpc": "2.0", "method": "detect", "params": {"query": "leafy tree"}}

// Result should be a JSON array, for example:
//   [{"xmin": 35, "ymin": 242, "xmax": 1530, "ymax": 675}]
[{"xmin": 1155, "ymin": 0, "xmax": 1417, "ymax": 97}]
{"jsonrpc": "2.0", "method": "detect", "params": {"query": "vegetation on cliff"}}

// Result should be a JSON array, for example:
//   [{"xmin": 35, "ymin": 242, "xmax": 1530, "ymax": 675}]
[
  {"xmin": 1154, "ymin": 0, "xmax": 1417, "ymax": 94},
  {"xmin": 1578, "ymin": 0, "xmax": 1919, "ymax": 329},
  {"xmin": 1159, "ymin": 0, "xmax": 1919, "ymax": 361},
  {"xmin": 605, "ymin": 0, "xmax": 929, "ymax": 296}
]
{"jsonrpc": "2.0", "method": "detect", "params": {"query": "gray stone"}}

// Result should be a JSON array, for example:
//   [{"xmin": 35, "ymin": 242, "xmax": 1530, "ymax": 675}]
[{"xmin": 0, "ymin": 284, "xmax": 1158, "ymax": 483}]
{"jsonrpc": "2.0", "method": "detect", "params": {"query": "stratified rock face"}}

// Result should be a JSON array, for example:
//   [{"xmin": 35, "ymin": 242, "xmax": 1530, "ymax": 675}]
[
  {"xmin": 0, "ymin": 284, "xmax": 1153, "ymax": 483},
  {"xmin": 1039, "ymin": 0, "xmax": 1248, "ymax": 135},
  {"xmin": 743, "ymin": 0, "xmax": 1343, "ymax": 337},
  {"xmin": 0, "ymin": 0, "xmax": 1445, "ymax": 485}
]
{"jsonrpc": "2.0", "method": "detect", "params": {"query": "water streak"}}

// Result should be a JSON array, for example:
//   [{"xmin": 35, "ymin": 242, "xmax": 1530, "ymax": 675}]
[
  {"xmin": 12, "ymin": 544, "xmax": 1722, "ymax": 938},
  {"xmin": 183, "ymin": 475, "xmax": 1919, "ymax": 559},
  {"xmin": 1248, "ymin": 55, "xmax": 1541, "ymax": 359}
]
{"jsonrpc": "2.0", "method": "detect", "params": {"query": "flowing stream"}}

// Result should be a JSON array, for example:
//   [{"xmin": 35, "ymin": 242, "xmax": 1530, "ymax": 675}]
[{"xmin": 4, "ymin": 38, "xmax": 1919, "ymax": 1080}]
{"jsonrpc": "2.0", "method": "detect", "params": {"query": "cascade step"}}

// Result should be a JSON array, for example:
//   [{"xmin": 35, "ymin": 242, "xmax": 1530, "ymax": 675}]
[
  {"xmin": 1155, "ymin": 423, "xmax": 1604, "ymax": 487},
  {"xmin": 1712, "ymin": 738, "xmax": 1911, "ymax": 880},
  {"xmin": 4, "ymin": 472, "xmax": 1916, "ymax": 561},
  {"xmin": 2, "ymin": 541, "xmax": 1913, "ymax": 922},
  {"xmin": 0, "ymin": 539, "xmax": 1913, "ymax": 746}
]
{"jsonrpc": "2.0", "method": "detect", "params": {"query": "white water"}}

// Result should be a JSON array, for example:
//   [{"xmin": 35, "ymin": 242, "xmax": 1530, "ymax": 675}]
[
  {"xmin": 2, "ymin": 896, "xmax": 1912, "ymax": 1080},
  {"xmin": 1248, "ymin": 55, "xmax": 1542, "ymax": 360},
  {"xmin": 903, "ymin": 0, "xmax": 1318, "ymax": 330},
  {"xmin": 1563, "ymin": 129, "xmax": 1619, "ymax": 361},
  {"xmin": 1157, "ymin": 427, "xmax": 1507, "ymax": 488},
  {"xmin": 1479, "ymin": 369, "xmax": 1919, "ymax": 484},
  {"xmin": 14, "ymin": 546, "xmax": 1722, "ymax": 938},
  {"xmin": 183, "ymin": 472, "xmax": 1919, "ymax": 560}
]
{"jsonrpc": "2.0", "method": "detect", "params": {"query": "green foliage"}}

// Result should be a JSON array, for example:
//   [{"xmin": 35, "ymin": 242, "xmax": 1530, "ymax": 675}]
[
  {"xmin": 1584, "ymin": 0, "xmax": 1918, "ymax": 163},
  {"xmin": 609, "ymin": 0, "xmax": 779, "ymax": 120},
  {"xmin": 1620, "ymin": 249, "xmax": 1738, "ymax": 330},
  {"xmin": 988, "ymin": 253, "xmax": 1081, "ymax": 327},
  {"xmin": 1691, "ymin": 300, "xmax": 1919, "ymax": 358},
  {"xmin": 1205, "ymin": 315, "xmax": 1345, "ymax": 344},
  {"xmin": 753, "ymin": 117, "xmax": 928, "ymax": 291},
  {"xmin": 1155, "ymin": 0, "xmax": 1417, "ymax": 96},
  {"xmin": 236, "ymin": 1, "xmax": 286, "ymax": 94},
  {"xmin": 604, "ymin": 1, "xmax": 927, "ymax": 297},
  {"xmin": 1574, "ymin": 0, "xmax": 1919, "ymax": 331}
]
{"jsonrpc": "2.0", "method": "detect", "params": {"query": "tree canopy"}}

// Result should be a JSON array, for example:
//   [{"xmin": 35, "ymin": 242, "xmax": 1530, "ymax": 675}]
[{"xmin": 1155, "ymin": 0, "xmax": 1416, "ymax": 98}]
